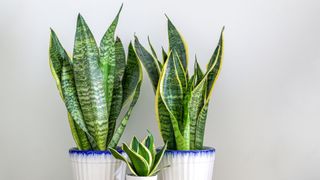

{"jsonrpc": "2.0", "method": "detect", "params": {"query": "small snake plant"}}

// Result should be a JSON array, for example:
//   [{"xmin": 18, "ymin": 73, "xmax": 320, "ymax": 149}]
[
  {"xmin": 110, "ymin": 133, "xmax": 167, "ymax": 176},
  {"xmin": 134, "ymin": 17, "xmax": 224, "ymax": 150},
  {"xmin": 49, "ymin": 5, "xmax": 143, "ymax": 151}
]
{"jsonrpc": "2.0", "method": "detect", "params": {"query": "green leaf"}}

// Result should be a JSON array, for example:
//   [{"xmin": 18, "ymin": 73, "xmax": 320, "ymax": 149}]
[
  {"xmin": 194, "ymin": 103, "xmax": 209, "ymax": 149},
  {"xmin": 159, "ymin": 52, "xmax": 187, "ymax": 150},
  {"xmin": 134, "ymin": 36, "xmax": 161, "ymax": 93},
  {"xmin": 148, "ymin": 37, "xmax": 163, "ymax": 70},
  {"xmin": 123, "ymin": 143, "xmax": 150, "ymax": 176},
  {"xmin": 194, "ymin": 57, "xmax": 204, "ymax": 86},
  {"xmin": 108, "ymin": 43, "xmax": 142, "ymax": 148},
  {"xmin": 172, "ymin": 51, "xmax": 188, "ymax": 137},
  {"xmin": 206, "ymin": 27, "xmax": 224, "ymax": 99},
  {"xmin": 149, "ymin": 142, "xmax": 167, "ymax": 176},
  {"xmin": 61, "ymin": 52, "xmax": 91, "ymax": 138},
  {"xmin": 110, "ymin": 147, "xmax": 137, "ymax": 176},
  {"xmin": 173, "ymin": 51, "xmax": 187, "ymax": 91},
  {"xmin": 106, "ymin": 37, "xmax": 126, "ymax": 145},
  {"xmin": 49, "ymin": 29, "xmax": 64, "ymax": 95},
  {"xmin": 188, "ymin": 73, "xmax": 207, "ymax": 150},
  {"xmin": 161, "ymin": 47, "xmax": 168, "ymax": 64},
  {"xmin": 122, "ymin": 43, "xmax": 142, "ymax": 104},
  {"xmin": 108, "ymin": 81, "xmax": 142, "ymax": 148},
  {"xmin": 131, "ymin": 136, "xmax": 140, "ymax": 152},
  {"xmin": 49, "ymin": 29, "xmax": 91, "ymax": 150},
  {"xmin": 155, "ymin": 88, "xmax": 176, "ymax": 149},
  {"xmin": 100, "ymin": 5, "xmax": 123, "ymax": 116},
  {"xmin": 148, "ymin": 36, "xmax": 158, "ymax": 59},
  {"xmin": 137, "ymin": 141, "xmax": 153, "ymax": 167},
  {"xmin": 72, "ymin": 14, "xmax": 108, "ymax": 150},
  {"xmin": 142, "ymin": 132, "xmax": 156, "ymax": 161},
  {"xmin": 68, "ymin": 114, "xmax": 92, "ymax": 150},
  {"xmin": 167, "ymin": 16, "xmax": 188, "ymax": 71}
]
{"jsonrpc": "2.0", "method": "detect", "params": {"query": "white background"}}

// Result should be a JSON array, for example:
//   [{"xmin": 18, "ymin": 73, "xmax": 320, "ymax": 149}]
[{"xmin": 1, "ymin": 0, "xmax": 320, "ymax": 179}]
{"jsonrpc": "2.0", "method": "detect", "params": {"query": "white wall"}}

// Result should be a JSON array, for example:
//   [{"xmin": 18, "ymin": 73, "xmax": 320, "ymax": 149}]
[{"xmin": 1, "ymin": 0, "xmax": 320, "ymax": 179}]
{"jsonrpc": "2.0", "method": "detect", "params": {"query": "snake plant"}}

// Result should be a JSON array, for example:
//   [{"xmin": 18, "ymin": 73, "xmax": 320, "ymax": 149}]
[
  {"xmin": 110, "ymin": 133, "xmax": 167, "ymax": 176},
  {"xmin": 134, "ymin": 17, "xmax": 224, "ymax": 150},
  {"xmin": 49, "ymin": 6, "xmax": 143, "ymax": 151}
]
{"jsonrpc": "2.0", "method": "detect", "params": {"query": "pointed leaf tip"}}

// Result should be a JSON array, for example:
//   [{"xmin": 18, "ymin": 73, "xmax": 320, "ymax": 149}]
[{"xmin": 76, "ymin": 13, "xmax": 86, "ymax": 25}]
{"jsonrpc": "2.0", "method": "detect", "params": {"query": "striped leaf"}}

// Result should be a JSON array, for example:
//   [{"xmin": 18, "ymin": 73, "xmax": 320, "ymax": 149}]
[
  {"xmin": 49, "ymin": 29, "xmax": 91, "ymax": 150},
  {"xmin": 134, "ymin": 36, "xmax": 161, "ymax": 93},
  {"xmin": 159, "ymin": 52, "xmax": 187, "ymax": 150},
  {"xmin": 206, "ymin": 27, "xmax": 224, "ymax": 99},
  {"xmin": 161, "ymin": 47, "xmax": 168, "ymax": 64},
  {"xmin": 68, "ymin": 114, "xmax": 92, "ymax": 150},
  {"xmin": 122, "ymin": 43, "xmax": 142, "ymax": 104},
  {"xmin": 106, "ymin": 37, "xmax": 126, "ymax": 145},
  {"xmin": 172, "ymin": 52, "xmax": 188, "ymax": 135},
  {"xmin": 61, "ymin": 52, "xmax": 90, "ymax": 138},
  {"xmin": 188, "ymin": 73, "xmax": 207, "ymax": 149},
  {"xmin": 194, "ymin": 103, "xmax": 209, "ymax": 149},
  {"xmin": 123, "ymin": 143, "xmax": 150, "ymax": 176},
  {"xmin": 148, "ymin": 37, "xmax": 163, "ymax": 70},
  {"xmin": 72, "ymin": 14, "xmax": 108, "ymax": 150},
  {"xmin": 173, "ymin": 51, "xmax": 187, "ymax": 91},
  {"xmin": 100, "ymin": 5, "xmax": 123, "ymax": 116},
  {"xmin": 155, "ymin": 87, "xmax": 176, "ymax": 149},
  {"xmin": 49, "ymin": 29, "xmax": 66, "ymax": 98},
  {"xmin": 108, "ymin": 81, "xmax": 141, "ymax": 148},
  {"xmin": 148, "ymin": 36, "xmax": 158, "ymax": 59},
  {"xmin": 194, "ymin": 57, "xmax": 204, "ymax": 86},
  {"xmin": 167, "ymin": 16, "xmax": 188, "ymax": 71},
  {"xmin": 108, "ymin": 43, "xmax": 142, "ymax": 148}
]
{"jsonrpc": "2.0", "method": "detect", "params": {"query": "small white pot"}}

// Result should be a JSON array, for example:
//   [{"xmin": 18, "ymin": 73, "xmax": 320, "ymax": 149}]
[
  {"xmin": 126, "ymin": 175, "xmax": 158, "ymax": 180},
  {"xmin": 158, "ymin": 146, "xmax": 215, "ymax": 180},
  {"xmin": 69, "ymin": 148, "xmax": 127, "ymax": 180}
]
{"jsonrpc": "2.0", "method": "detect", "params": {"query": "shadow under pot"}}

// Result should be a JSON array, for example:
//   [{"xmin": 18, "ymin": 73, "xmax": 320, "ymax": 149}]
[
  {"xmin": 158, "ymin": 147, "xmax": 216, "ymax": 180},
  {"xmin": 69, "ymin": 148, "xmax": 127, "ymax": 180}
]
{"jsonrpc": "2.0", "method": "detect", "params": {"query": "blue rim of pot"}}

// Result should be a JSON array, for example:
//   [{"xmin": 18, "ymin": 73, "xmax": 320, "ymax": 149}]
[
  {"xmin": 69, "ymin": 147, "xmax": 124, "ymax": 155},
  {"xmin": 162, "ymin": 146, "xmax": 215, "ymax": 154}
]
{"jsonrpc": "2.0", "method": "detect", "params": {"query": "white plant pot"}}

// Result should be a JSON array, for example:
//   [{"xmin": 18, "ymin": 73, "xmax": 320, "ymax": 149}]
[
  {"xmin": 126, "ymin": 175, "xmax": 158, "ymax": 180},
  {"xmin": 158, "ymin": 146, "xmax": 215, "ymax": 180},
  {"xmin": 69, "ymin": 148, "xmax": 127, "ymax": 180}
]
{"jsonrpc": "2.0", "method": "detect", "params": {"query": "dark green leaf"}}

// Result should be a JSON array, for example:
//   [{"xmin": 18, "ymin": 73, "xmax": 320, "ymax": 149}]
[
  {"xmin": 134, "ymin": 36, "xmax": 161, "ymax": 93},
  {"xmin": 100, "ymin": 5, "xmax": 123, "ymax": 115},
  {"xmin": 159, "ymin": 52, "xmax": 187, "ymax": 150},
  {"xmin": 206, "ymin": 27, "xmax": 224, "ymax": 99},
  {"xmin": 167, "ymin": 16, "xmax": 188, "ymax": 71},
  {"xmin": 106, "ymin": 37, "xmax": 126, "ymax": 145},
  {"xmin": 73, "ymin": 14, "xmax": 108, "ymax": 150}
]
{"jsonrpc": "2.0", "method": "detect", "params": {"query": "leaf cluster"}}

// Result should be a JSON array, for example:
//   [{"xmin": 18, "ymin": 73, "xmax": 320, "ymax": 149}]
[
  {"xmin": 134, "ymin": 17, "xmax": 224, "ymax": 150},
  {"xmin": 49, "ymin": 5, "xmax": 142, "ymax": 150}
]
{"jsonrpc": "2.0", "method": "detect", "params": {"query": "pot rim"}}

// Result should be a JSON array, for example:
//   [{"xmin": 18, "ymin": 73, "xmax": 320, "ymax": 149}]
[
  {"xmin": 126, "ymin": 174, "xmax": 158, "ymax": 177},
  {"xmin": 69, "ymin": 147, "xmax": 124, "ymax": 155},
  {"xmin": 162, "ymin": 146, "xmax": 215, "ymax": 154}
]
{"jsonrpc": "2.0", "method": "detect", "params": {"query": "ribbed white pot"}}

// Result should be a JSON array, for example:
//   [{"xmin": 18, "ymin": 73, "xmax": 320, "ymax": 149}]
[
  {"xmin": 158, "ymin": 146, "xmax": 215, "ymax": 180},
  {"xmin": 69, "ymin": 148, "xmax": 127, "ymax": 180},
  {"xmin": 126, "ymin": 175, "xmax": 157, "ymax": 180}
]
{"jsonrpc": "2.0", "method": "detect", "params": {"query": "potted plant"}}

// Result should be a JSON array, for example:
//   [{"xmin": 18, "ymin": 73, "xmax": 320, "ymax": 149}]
[
  {"xmin": 110, "ymin": 132, "xmax": 167, "ymax": 180},
  {"xmin": 49, "ymin": 5, "xmax": 143, "ymax": 180},
  {"xmin": 134, "ymin": 16, "xmax": 224, "ymax": 180}
]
